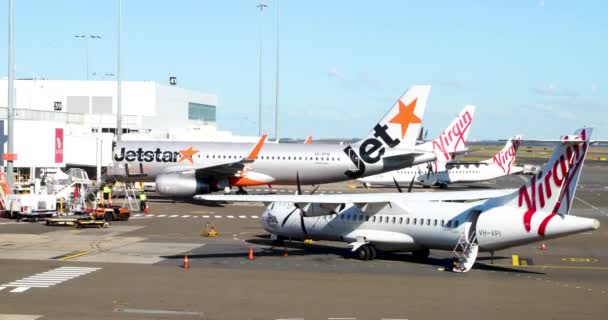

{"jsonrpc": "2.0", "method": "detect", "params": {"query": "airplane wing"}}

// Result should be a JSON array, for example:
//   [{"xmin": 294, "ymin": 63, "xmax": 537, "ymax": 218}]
[
  {"xmin": 196, "ymin": 189, "xmax": 517, "ymax": 204},
  {"xmin": 162, "ymin": 135, "xmax": 267, "ymax": 178}
]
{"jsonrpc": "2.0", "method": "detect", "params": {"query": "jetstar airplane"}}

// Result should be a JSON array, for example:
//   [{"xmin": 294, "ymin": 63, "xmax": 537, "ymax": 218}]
[
  {"xmin": 359, "ymin": 135, "xmax": 524, "ymax": 189},
  {"xmin": 197, "ymin": 128, "xmax": 599, "ymax": 273},
  {"xmin": 108, "ymin": 85, "xmax": 439, "ymax": 196}
]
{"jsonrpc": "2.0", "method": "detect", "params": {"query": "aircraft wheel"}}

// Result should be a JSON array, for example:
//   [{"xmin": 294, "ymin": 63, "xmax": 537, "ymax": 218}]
[
  {"xmin": 439, "ymin": 183, "xmax": 448, "ymax": 189},
  {"xmin": 355, "ymin": 245, "xmax": 370, "ymax": 260},
  {"xmin": 412, "ymin": 248, "xmax": 430, "ymax": 259},
  {"xmin": 104, "ymin": 212, "xmax": 113, "ymax": 222},
  {"xmin": 367, "ymin": 245, "xmax": 377, "ymax": 260}
]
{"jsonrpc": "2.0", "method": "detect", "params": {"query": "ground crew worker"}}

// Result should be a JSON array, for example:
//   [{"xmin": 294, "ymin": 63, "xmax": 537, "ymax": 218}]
[
  {"xmin": 102, "ymin": 184, "xmax": 112, "ymax": 207},
  {"xmin": 139, "ymin": 192, "xmax": 147, "ymax": 212}
]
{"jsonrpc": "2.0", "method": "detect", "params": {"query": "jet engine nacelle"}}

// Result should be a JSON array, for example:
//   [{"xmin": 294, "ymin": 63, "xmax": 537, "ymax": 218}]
[{"xmin": 155, "ymin": 174, "xmax": 211, "ymax": 197}]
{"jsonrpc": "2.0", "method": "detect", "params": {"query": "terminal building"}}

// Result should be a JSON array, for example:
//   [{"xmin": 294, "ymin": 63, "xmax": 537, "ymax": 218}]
[{"xmin": 0, "ymin": 79, "xmax": 250, "ymax": 181}]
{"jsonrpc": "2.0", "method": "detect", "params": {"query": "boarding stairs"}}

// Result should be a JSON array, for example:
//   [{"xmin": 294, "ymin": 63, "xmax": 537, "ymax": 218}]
[
  {"xmin": 452, "ymin": 229, "xmax": 479, "ymax": 273},
  {"xmin": 46, "ymin": 169, "xmax": 93, "ymax": 200}
]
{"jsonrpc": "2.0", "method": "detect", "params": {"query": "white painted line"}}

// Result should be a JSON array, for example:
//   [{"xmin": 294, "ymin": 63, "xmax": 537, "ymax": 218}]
[
  {"xmin": 157, "ymin": 214, "xmax": 167, "ymax": 217},
  {"xmin": 0, "ymin": 287, "xmax": 5, "ymax": 291},
  {"xmin": 227, "ymin": 215, "xmax": 234, "ymax": 219},
  {"xmin": 169, "ymin": 215, "xmax": 178, "ymax": 218},
  {"xmin": 202, "ymin": 215, "xmax": 210, "ymax": 218},
  {"xmin": 239, "ymin": 215, "xmax": 247, "ymax": 218},
  {"xmin": 181, "ymin": 215, "xmax": 191, "ymax": 218},
  {"xmin": 0, "ymin": 314, "xmax": 43, "ymax": 320},
  {"xmin": 214, "ymin": 215, "xmax": 222, "ymax": 218},
  {"xmin": 10, "ymin": 287, "xmax": 31, "ymax": 293},
  {"xmin": 134, "ymin": 214, "xmax": 143, "ymax": 217},
  {"xmin": 193, "ymin": 216, "xmax": 199, "ymax": 218},
  {"xmin": 251, "ymin": 215, "xmax": 259, "ymax": 219},
  {"xmin": 147, "ymin": 214, "xmax": 155, "ymax": 217}
]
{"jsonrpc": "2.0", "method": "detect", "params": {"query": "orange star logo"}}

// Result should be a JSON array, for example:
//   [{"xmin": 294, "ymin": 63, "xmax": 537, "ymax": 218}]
[
  {"xmin": 388, "ymin": 98, "xmax": 421, "ymax": 138},
  {"xmin": 178, "ymin": 146, "xmax": 199, "ymax": 164}
]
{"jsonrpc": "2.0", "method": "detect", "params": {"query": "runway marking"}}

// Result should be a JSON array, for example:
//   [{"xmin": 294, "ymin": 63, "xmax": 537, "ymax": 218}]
[
  {"xmin": 227, "ymin": 215, "xmax": 234, "ymax": 218},
  {"xmin": 1, "ymin": 267, "xmax": 101, "ymax": 293},
  {"xmin": 181, "ymin": 215, "xmax": 191, "ymax": 218},
  {"xmin": 113, "ymin": 308, "xmax": 201, "ymax": 316},
  {"xmin": 0, "ymin": 287, "xmax": 5, "ymax": 291},
  {"xmin": 251, "ymin": 215, "xmax": 259, "ymax": 218},
  {"xmin": 562, "ymin": 257, "xmax": 599, "ymax": 263},
  {"xmin": 239, "ymin": 215, "xmax": 247, "ymax": 218},
  {"xmin": 214, "ymin": 215, "xmax": 223, "ymax": 218},
  {"xmin": 494, "ymin": 264, "xmax": 608, "ymax": 270},
  {"xmin": 134, "ymin": 214, "xmax": 143, "ymax": 217},
  {"xmin": 0, "ymin": 315, "xmax": 42, "ymax": 320},
  {"xmin": 157, "ymin": 214, "xmax": 167, "ymax": 217},
  {"xmin": 203, "ymin": 215, "xmax": 210, "ymax": 218},
  {"xmin": 575, "ymin": 196, "xmax": 608, "ymax": 216},
  {"xmin": 169, "ymin": 215, "xmax": 179, "ymax": 218}
]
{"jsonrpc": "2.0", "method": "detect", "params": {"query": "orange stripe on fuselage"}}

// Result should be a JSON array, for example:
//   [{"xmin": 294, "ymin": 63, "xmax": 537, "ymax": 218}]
[{"xmin": 229, "ymin": 176, "xmax": 267, "ymax": 187}]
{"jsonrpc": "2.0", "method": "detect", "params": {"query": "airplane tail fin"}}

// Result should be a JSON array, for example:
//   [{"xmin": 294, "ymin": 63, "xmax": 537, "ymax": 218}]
[
  {"xmin": 484, "ymin": 135, "xmax": 522, "ymax": 174},
  {"xmin": 418, "ymin": 105, "xmax": 475, "ymax": 161},
  {"xmin": 499, "ymin": 128, "xmax": 592, "ymax": 233},
  {"xmin": 357, "ymin": 85, "xmax": 430, "ymax": 149}
]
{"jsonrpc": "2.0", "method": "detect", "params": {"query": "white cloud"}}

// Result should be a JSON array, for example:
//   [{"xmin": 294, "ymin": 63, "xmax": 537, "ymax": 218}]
[{"xmin": 530, "ymin": 83, "xmax": 578, "ymax": 97}]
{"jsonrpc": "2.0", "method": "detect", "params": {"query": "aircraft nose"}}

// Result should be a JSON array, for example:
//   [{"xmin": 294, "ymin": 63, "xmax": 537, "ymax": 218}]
[{"xmin": 592, "ymin": 219, "xmax": 600, "ymax": 230}]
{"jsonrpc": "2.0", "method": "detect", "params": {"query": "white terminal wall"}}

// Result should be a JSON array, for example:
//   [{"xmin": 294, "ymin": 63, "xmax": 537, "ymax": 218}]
[
  {"xmin": 7, "ymin": 121, "xmax": 114, "ymax": 168},
  {"xmin": 0, "ymin": 80, "xmax": 218, "ymax": 130}
]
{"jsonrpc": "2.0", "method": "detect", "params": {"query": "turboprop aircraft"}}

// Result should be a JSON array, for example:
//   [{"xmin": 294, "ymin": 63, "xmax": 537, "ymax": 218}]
[
  {"xmin": 108, "ymin": 85, "xmax": 440, "ymax": 196},
  {"xmin": 359, "ymin": 135, "xmax": 523, "ymax": 189},
  {"xmin": 197, "ymin": 128, "xmax": 599, "ymax": 272}
]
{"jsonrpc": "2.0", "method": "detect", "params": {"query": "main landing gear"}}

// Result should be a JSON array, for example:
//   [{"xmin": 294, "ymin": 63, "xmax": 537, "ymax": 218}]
[
  {"xmin": 235, "ymin": 187, "xmax": 248, "ymax": 195},
  {"xmin": 354, "ymin": 244, "xmax": 377, "ymax": 261}
]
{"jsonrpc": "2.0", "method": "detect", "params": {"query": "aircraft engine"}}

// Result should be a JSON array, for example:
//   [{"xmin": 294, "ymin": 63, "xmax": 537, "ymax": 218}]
[{"xmin": 155, "ymin": 174, "xmax": 211, "ymax": 197}]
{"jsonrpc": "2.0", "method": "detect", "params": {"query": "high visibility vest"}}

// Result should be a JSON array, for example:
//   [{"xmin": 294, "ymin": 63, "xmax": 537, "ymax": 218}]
[
  {"xmin": 139, "ymin": 194, "xmax": 147, "ymax": 201},
  {"xmin": 103, "ymin": 186, "xmax": 111, "ymax": 194}
]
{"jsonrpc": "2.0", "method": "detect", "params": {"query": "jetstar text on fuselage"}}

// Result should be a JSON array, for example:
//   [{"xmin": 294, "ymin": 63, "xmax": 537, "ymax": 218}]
[{"xmin": 114, "ymin": 147, "xmax": 186, "ymax": 163}]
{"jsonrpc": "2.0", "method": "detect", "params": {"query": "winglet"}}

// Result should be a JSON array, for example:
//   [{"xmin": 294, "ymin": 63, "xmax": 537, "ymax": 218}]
[
  {"xmin": 304, "ymin": 136, "xmax": 313, "ymax": 144},
  {"xmin": 246, "ymin": 134, "xmax": 267, "ymax": 160}
]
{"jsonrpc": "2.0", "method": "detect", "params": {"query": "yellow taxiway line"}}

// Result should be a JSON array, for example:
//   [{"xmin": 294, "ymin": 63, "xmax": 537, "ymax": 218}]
[{"xmin": 57, "ymin": 250, "xmax": 93, "ymax": 261}]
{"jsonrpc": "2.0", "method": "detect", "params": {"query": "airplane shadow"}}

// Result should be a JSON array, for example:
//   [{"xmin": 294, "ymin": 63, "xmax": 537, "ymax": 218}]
[{"xmin": 162, "ymin": 236, "xmax": 542, "ymax": 274}]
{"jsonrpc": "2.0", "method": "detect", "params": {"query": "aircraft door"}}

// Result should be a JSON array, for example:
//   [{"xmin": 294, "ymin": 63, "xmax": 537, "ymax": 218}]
[
  {"xmin": 347, "ymin": 148, "xmax": 360, "ymax": 171},
  {"xmin": 464, "ymin": 210, "xmax": 481, "ymax": 244}
]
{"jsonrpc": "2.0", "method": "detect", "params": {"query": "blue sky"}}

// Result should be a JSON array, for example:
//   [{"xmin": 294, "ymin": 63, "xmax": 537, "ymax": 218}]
[{"xmin": 0, "ymin": 0, "xmax": 606, "ymax": 140}]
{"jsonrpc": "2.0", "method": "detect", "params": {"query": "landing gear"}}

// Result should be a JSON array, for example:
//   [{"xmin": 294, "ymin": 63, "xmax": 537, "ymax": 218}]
[
  {"xmin": 235, "ymin": 187, "xmax": 248, "ymax": 195},
  {"xmin": 412, "ymin": 248, "xmax": 430, "ymax": 259},
  {"xmin": 438, "ymin": 183, "xmax": 448, "ymax": 189},
  {"xmin": 354, "ymin": 244, "xmax": 377, "ymax": 261}
]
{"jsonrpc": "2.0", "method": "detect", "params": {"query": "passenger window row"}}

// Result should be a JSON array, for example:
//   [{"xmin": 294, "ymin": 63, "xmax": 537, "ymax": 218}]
[
  {"xmin": 337, "ymin": 213, "xmax": 460, "ymax": 228},
  {"xmin": 199, "ymin": 154, "xmax": 341, "ymax": 162}
]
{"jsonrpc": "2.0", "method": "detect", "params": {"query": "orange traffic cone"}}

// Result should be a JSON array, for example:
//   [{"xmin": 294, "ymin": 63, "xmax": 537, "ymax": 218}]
[
  {"xmin": 283, "ymin": 246, "xmax": 289, "ymax": 257},
  {"xmin": 182, "ymin": 255, "xmax": 190, "ymax": 268},
  {"xmin": 248, "ymin": 247, "xmax": 255, "ymax": 260},
  {"xmin": 144, "ymin": 204, "xmax": 150, "ymax": 215},
  {"xmin": 540, "ymin": 242, "xmax": 547, "ymax": 251}
]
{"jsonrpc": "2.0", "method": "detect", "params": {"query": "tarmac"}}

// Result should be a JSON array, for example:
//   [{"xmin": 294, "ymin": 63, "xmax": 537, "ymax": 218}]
[{"xmin": 0, "ymin": 164, "xmax": 607, "ymax": 319}]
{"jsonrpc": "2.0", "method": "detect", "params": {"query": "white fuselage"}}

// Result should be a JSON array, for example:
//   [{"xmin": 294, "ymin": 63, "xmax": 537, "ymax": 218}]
[
  {"xmin": 359, "ymin": 161, "xmax": 523, "ymax": 187},
  {"xmin": 108, "ymin": 141, "xmax": 435, "ymax": 186},
  {"xmin": 261, "ymin": 198, "xmax": 598, "ymax": 252}
]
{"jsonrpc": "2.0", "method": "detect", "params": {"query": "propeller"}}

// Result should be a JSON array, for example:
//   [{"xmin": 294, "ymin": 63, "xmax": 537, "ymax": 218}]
[
  {"xmin": 392, "ymin": 176, "xmax": 403, "ymax": 193},
  {"xmin": 407, "ymin": 176, "xmax": 415, "ymax": 193}
]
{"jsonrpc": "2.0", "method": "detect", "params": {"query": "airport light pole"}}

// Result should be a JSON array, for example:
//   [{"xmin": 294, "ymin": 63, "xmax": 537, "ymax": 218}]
[
  {"xmin": 257, "ymin": 2, "xmax": 268, "ymax": 137},
  {"xmin": 116, "ymin": 0, "xmax": 123, "ymax": 141},
  {"xmin": 6, "ymin": 0, "xmax": 15, "ymax": 188},
  {"xmin": 74, "ymin": 34, "xmax": 102, "ymax": 80},
  {"xmin": 274, "ymin": 0, "xmax": 281, "ymax": 142}
]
